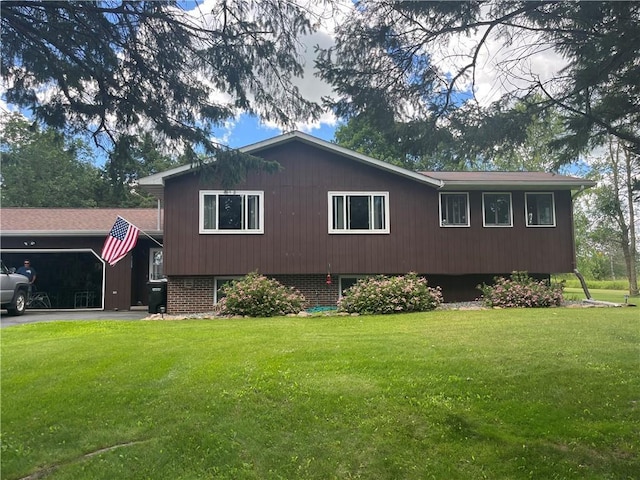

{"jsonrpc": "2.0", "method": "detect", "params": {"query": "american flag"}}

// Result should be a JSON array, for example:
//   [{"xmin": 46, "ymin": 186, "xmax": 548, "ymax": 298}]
[{"xmin": 101, "ymin": 216, "xmax": 140, "ymax": 266}]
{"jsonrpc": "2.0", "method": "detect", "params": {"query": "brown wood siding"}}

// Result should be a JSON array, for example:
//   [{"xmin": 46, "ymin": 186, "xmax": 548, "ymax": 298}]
[{"xmin": 164, "ymin": 141, "xmax": 577, "ymax": 277}]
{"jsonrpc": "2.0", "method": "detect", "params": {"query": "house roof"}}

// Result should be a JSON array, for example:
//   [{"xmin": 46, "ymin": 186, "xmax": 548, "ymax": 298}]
[
  {"xmin": 0, "ymin": 208, "xmax": 163, "ymax": 237},
  {"xmin": 138, "ymin": 131, "xmax": 444, "ymax": 199},
  {"xmin": 422, "ymin": 171, "xmax": 597, "ymax": 191},
  {"xmin": 138, "ymin": 131, "xmax": 596, "ymax": 198}
]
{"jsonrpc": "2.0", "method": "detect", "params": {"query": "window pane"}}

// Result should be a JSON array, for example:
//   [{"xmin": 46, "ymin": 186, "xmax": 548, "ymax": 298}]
[
  {"xmin": 373, "ymin": 196, "xmax": 385, "ymax": 230},
  {"xmin": 333, "ymin": 196, "xmax": 345, "ymax": 229},
  {"xmin": 203, "ymin": 195, "xmax": 217, "ymax": 229},
  {"xmin": 215, "ymin": 279, "xmax": 235, "ymax": 303},
  {"xmin": 348, "ymin": 196, "xmax": 370, "ymax": 229},
  {"xmin": 527, "ymin": 194, "xmax": 554, "ymax": 225},
  {"xmin": 442, "ymin": 194, "xmax": 467, "ymax": 225},
  {"xmin": 218, "ymin": 195, "xmax": 242, "ymax": 229},
  {"xmin": 340, "ymin": 277, "xmax": 362, "ymax": 295},
  {"xmin": 150, "ymin": 249, "xmax": 163, "ymax": 281},
  {"xmin": 247, "ymin": 195, "xmax": 259, "ymax": 230},
  {"xmin": 484, "ymin": 194, "xmax": 511, "ymax": 226}
]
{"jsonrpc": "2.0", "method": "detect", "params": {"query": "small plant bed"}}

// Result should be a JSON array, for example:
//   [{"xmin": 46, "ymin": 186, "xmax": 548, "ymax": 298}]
[
  {"xmin": 216, "ymin": 272, "xmax": 306, "ymax": 317},
  {"xmin": 338, "ymin": 272, "xmax": 443, "ymax": 314},
  {"xmin": 478, "ymin": 271, "xmax": 564, "ymax": 308}
]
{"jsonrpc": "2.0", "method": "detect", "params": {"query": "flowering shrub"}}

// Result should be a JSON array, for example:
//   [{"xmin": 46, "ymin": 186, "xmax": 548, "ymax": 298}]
[
  {"xmin": 217, "ymin": 272, "xmax": 306, "ymax": 317},
  {"xmin": 477, "ymin": 272, "xmax": 564, "ymax": 308},
  {"xmin": 337, "ymin": 273, "xmax": 443, "ymax": 315}
]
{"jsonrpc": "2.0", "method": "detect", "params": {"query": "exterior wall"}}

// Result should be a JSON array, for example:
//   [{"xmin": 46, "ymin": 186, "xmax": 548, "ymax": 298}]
[{"xmin": 163, "ymin": 141, "xmax": 578, "ymax": 286}]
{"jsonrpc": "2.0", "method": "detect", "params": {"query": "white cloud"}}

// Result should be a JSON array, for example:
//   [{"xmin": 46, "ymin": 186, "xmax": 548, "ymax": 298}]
[{"xmin": 429, "ymin": 22, "xmax": 568, "ymax": 106}]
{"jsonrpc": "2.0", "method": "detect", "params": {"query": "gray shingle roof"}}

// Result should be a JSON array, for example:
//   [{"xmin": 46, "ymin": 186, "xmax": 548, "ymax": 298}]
[{"xmin": 0, "ymin": 208, "xmax": 163, "ymax": 236}]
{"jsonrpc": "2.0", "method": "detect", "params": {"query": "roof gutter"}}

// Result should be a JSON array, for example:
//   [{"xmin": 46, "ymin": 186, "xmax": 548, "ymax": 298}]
[
  {"xmin": 1, "ymin": 230, "xmax": 163, "ymax": 237},
  {"xmin": 437, "ymin": 180, "xmax": 597, "ymax": 190}
]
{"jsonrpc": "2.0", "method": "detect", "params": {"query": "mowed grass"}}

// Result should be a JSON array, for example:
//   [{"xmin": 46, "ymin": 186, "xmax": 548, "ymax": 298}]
[
  {"xmin": 564, "ymin": 287, "xmax": 634, "ymax": 305},
  {"xmin": 2, "ymin": 309, "xmax": 638, "ymax": 479}
]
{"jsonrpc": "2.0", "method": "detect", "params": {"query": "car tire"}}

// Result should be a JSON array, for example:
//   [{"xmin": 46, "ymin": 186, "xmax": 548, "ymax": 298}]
[{"xmin": 7, "ymin": 290, "xmax": 27, "ymax": 316}]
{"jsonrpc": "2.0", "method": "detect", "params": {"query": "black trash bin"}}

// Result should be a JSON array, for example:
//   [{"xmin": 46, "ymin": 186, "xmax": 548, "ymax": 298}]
[{"xmin": 148, "ymin": 280, "xmax": 167, "ymax": 314}]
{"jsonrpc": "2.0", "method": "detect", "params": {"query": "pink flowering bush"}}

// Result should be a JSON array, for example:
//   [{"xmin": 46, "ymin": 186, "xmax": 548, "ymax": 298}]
[
  {"xmin": 218, "ymin": 272, "xmax": 306, "ymax": 317},
  {"xmin": 478, "ymin": 272, "xmax": 564, "ymax": 308},
  {"xmin": 338, "ymin": 273, "xmax": 443, "ymax": 315}
]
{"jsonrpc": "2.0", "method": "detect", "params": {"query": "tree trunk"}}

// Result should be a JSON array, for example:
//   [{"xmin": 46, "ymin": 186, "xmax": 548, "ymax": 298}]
[{"xmin": 623, "ymin": 146, "xmax": 639, "ymax": 296}]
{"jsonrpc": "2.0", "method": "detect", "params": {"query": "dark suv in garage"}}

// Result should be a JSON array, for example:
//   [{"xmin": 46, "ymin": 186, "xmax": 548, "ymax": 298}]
[{"xmin": 1, "ymin": 260, "xmax": 30, "ymax": 316}]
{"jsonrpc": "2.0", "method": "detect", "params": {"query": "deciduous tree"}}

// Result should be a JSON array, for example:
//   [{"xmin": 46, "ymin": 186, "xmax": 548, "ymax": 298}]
[
  {"xmin": 583, "ymin": 138, "xmax": 639, "ymax": 295},
  {"xmin": 0, "ymin": 113, "xmax": 102, "ymax": 207}
]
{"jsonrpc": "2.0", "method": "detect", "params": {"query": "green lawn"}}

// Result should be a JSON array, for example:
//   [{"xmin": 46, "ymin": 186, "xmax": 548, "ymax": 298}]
[
  {"xmin": 564, "ymin": 287, "xmax": 634, "ymax": 305},
  {"xmin": 2, "ymin": 308, "xmax": 638, "ymax": 479}
]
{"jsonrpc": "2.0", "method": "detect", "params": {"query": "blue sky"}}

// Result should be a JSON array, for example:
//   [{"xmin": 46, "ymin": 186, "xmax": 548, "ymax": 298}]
[{"xmin": 212, "ymin": 114, "xmax": 339, "ymax": 149}]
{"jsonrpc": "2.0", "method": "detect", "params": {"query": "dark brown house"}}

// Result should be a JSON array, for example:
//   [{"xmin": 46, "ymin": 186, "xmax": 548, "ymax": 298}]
[
  {"xmin": 0, "ymin": 208, "xmax": 163, "ymax": 311},
  {"xmin": 139, "ymin": 131, "xmax": 595, "ymax": 314}
]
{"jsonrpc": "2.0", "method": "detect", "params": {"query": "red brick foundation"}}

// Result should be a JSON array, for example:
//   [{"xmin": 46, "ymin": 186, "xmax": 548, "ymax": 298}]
[
  {"xmin": 165, "ymin": 274, "xmax": 339, "ymax": 314},
  {"xmin": 167, "ymin": 277, "xmax": 216, "ymax": 314},
  {"xmin": 164, "ymin": 272, "xmax": 545, "ymax": 314}
]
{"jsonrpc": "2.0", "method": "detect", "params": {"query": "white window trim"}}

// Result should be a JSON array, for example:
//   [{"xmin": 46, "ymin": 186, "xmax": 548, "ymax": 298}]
[
  {"xmin": 482, "ymin": 192, "xmax": 513, "ymax": 228},
  {"xmin": 328, "ymin": 191, "xmax": 390, "ymax": 234},
  {"xmin": 199, "ymin": 190, "xmax": 264, "ymax": 234},
  {"xmin": 525, "ymin": 192, "xmax": 556, "ymax": 227},
  {"xmin": 214, "ymin": 276, "xmax": 243, "ymax": 304},
  {"xmin": 439, "ymin": 192, "xmax": 470, "ymax": 227}
]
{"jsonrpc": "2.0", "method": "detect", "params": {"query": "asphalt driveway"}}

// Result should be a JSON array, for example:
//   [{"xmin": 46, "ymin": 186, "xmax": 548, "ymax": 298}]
[{"xmin": 0, "ymin": 309, "xmax": 149, "ymax": 327}]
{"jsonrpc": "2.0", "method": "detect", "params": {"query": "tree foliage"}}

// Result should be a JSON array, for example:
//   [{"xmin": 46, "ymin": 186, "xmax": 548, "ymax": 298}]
[
  {"xmin": 334, "ymin": 97, "xmax": 572, "ymax": 172},
  {"xmin": 0, "ymin": 113, "xmax": 103, "ymax": 207},
  {"xmin": 1, "ymin": 0, "xmax": 321, "ymax": 174},
  {"xmin": 0, "ymin": 113, "xmax": 182, "ymax": 207},
  {"xmin": 580, "ymin": 138, "xmax": 639, "ymax": 295},
  {"xmin": 334, "ymin": 113, "xmax": 461, "ymax": 171},
  {"xmin": 317, "ymin": 1, "xmax": 640, "ymax": 161}
]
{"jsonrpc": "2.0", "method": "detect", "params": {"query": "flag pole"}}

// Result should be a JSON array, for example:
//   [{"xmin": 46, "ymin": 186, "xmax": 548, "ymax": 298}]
[{"xmin": 118, "ymin": 215, "xmax": 164, "ymax": 247}]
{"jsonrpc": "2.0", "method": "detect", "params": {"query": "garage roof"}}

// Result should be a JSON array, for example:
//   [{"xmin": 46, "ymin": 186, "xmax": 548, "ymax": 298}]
[{"xmin": 0, "ymin": 208, "xmax": 163, "ymax": 237}]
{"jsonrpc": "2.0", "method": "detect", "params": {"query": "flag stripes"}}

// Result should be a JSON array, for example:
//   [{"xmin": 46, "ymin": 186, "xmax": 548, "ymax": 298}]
[{"xmin": 101, "ymin": 216, "xmax": 140, "ymax": 266}]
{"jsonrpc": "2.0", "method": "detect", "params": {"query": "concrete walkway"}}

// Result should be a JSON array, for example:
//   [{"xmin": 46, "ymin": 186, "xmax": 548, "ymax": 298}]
[{"xmin": 0, "ymin": 308, "xmax": 149, "ymax": 327}]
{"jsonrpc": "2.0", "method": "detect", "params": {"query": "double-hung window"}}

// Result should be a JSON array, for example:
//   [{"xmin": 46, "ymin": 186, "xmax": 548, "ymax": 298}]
[
  {"xmin": 199, "ymin": 190, "xmax": 264, "ymax": 234},
  {"xmin": 483, "ymin": 193, "xmax": 513, "ymax": 227},
  {"xmin": 439, "ymin": 193, "xmax": 469, "ymax": 227},
  {"xmin": 329, "ymin": 192, "xmax": 389, "ymax": 233},
  {"xmin": 525, "ymin": 192, "xmax": 555, "ymax": 227}
]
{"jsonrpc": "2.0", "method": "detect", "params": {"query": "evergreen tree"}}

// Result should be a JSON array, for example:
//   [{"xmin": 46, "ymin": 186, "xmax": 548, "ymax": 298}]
[
  {"xmin": 2, "ymin": 1, "xmax": 322, "ymax": 179},
  {"xmin": 317, "ymin": 1, "xmax": 640, "ymax": 162}
]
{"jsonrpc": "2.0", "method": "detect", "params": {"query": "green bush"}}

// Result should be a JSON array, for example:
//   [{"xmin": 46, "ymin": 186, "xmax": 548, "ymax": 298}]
[
  {"xmin": 338, "ymin": 273, "xmax": 443, "ymax": 315},
  {"xmin": 217, "ymin": 272, "xmax": 306, "ymax": 317},
  {"xmin": 478, "ymin": 272, "xmax": 564, "ymax": 308}
]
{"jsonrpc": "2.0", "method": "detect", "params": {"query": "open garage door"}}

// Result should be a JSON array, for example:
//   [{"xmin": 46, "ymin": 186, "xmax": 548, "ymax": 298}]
[{"xmin": 2, "ymin": 250, "xmax": 104, "ymax": 309}]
